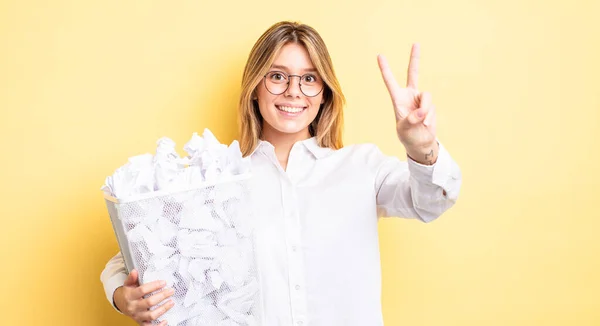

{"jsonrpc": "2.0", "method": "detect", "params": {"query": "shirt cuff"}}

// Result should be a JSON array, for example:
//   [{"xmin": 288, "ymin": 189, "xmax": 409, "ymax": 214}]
[
  {"xmin": 104, "ymin": 273, "xmax": 127, "ymax": 313},
  {"xmin": 407, "ymin": 141, "xmax": 462, "ymax": 201}
]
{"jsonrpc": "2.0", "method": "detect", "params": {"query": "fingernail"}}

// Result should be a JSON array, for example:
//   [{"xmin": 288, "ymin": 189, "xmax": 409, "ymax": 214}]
[
  {"xmin": 417, "ymin": 110, "xmax": 424, "ymax": 118},
  {"xmin": 160, "ymin": 281, "xmax": 166, "ymax": 286}
]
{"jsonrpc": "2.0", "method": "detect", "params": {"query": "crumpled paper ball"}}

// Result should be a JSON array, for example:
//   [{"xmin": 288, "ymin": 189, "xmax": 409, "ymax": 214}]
[{"xmin": 102, "ymin": 129, "xmax": 251, "ymax": 198}]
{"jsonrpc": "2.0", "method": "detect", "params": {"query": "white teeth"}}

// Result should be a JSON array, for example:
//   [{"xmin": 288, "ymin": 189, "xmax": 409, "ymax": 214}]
[{"xmin": 278, "ymin": 106, "xmax": 304, "ymax": 113}]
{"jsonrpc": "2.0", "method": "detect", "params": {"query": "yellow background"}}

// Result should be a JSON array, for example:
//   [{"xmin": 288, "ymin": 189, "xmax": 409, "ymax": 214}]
[{"xmin": 1, "ymin": 0, "xmax": 598, "ymax": 325}]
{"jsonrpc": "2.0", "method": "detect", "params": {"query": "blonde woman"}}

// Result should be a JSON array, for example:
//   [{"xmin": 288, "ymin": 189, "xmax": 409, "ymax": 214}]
[{"xmin": 101, "ymin": 21, "xmax": 462, "ymax": 326}]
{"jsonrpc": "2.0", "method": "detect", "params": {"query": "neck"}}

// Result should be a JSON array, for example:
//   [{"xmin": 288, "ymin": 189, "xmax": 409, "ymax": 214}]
[{"xmin": 261, "ymin": 127, "xmax": 311, "ymax": 169}]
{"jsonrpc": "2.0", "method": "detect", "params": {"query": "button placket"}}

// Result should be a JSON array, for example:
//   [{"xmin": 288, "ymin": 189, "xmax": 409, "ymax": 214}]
[{"xmin": 281, "ymin": 181, "xmax": 308, "ymax": 326}]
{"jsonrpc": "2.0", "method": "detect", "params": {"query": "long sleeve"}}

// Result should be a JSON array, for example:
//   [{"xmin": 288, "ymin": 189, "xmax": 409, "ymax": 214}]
[
  {"xmin": 100, "ymin": 251, "xmax": 128, "ymax": 312},
  {"xmin": 374, "ymin": 141, "xmax": 462, "ymax": 222}
]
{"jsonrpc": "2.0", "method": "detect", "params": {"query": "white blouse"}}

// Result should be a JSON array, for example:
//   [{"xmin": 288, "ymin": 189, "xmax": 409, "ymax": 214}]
[{"xmin": 101, "ymin": 137, "xmax": 462, "ymax": 326}]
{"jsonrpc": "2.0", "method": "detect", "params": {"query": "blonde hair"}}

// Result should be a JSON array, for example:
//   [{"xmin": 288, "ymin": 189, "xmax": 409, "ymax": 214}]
[{"xmin": 238, "ymin": 21, "xmax": 346, "ymax": 156}]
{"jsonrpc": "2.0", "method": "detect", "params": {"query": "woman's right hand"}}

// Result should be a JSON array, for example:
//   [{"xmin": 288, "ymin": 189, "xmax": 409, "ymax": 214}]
[{"xmin": 113, "ymin": 269, "xmax": 176, "ymax": 326}]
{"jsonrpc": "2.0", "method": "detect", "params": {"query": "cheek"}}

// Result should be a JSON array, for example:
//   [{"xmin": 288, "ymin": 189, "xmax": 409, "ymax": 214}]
[
  {"xmin": 255, "ymin": 85, "xmax": 273, "ymax": 115},
  {"xmin": 310, "ymin": 95, "xmax": 324, "ymax": 110},
  {"xmin": 256, "ymin": 82, "xmax": 268, "ymax": 99}
]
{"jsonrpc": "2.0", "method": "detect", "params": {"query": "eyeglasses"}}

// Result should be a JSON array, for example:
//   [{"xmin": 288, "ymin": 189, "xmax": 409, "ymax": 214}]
[{"xmin": 263, "ymin": 71, "xmax": 324, "ymax": 97}]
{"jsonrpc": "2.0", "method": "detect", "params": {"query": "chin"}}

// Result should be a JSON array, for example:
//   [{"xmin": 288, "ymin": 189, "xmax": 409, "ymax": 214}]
[{"xmin": 271, "ymin": 121, "xmax": 311, "ymax": 136}]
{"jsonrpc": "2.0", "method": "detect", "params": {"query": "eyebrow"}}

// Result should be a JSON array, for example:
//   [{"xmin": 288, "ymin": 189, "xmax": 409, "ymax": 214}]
[{"xmin": 270, "ymin": 64, "xmax": 318, "ymax": 73}]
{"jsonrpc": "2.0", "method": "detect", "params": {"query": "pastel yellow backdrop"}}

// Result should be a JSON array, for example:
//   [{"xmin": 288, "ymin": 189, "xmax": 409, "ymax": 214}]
[{"xmin": 1, "ymin": 0, "xmax": 598, "ymax": 325}]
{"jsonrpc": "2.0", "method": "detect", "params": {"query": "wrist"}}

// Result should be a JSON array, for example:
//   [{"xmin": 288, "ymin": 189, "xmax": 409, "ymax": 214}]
[
  {"xmin": 405, "ymin": 141, "xmax": 439, "ymax": 165},
  {"xmin": 113, "ymin": 286, "xmax": 124, "ymax": 312}
]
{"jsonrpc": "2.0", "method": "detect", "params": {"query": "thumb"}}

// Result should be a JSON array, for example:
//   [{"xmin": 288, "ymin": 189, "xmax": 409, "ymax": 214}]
[
  {"xmin": 406, "ymin": 108, "xmax": 426, "ymax": 125},
  {"xmin": 123, "ymin": 269, "xmax": 139, "ymax": 287}
]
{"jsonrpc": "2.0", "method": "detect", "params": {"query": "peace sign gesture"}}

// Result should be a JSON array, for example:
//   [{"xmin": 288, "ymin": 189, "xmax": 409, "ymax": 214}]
[{"xmin": 378, "ymin": 44, "xmax": 439, "ymax": 165}]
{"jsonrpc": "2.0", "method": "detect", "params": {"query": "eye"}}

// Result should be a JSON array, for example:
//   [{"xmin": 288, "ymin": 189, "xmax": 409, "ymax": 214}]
[
  {"xmin": 268, "ymin": 71, "xmax": 287, "ymax": 82},
  {"xmin": 302, "ymin": 74, "xmax": 318, "ymax": 83}
]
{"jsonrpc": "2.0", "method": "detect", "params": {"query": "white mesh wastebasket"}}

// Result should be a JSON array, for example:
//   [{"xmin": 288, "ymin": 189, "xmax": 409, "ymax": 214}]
[{"xmin": 104, "ymin": 174, "xmax": 262, "ymax": 326}]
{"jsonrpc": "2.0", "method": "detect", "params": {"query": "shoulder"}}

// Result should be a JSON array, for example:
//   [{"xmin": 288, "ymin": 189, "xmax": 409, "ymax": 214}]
[{"xmin": 332, "ymin": 142, "xmax": 395, "ymax": 166}]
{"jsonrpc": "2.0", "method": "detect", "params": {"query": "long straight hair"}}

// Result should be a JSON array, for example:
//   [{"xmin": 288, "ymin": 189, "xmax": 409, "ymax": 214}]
[{"xmin": 238, "ymin": 21, "xmax": 346, "ymax": 156}]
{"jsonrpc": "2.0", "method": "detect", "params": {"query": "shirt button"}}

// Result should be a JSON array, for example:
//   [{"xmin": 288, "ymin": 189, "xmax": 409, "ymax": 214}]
[
  {"xmin": 295, "ymin": 285, "xmax": 301, "ymax": 290},
  {"xmin": 292, "ymin": 245, "xmax": 297, "ymax": 252}
]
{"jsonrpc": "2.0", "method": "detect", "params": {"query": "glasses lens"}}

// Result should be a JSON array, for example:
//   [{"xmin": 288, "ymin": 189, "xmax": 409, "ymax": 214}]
[
  {"xmin": 264, "ymin": 71, "xmax": 324, "ymax": 97},
  {"xmin": 265, "ymin": 72, "xmax": 288, "ymax": 95},
  {"xmin": 299, "ymin": 74, "xmax": 323, "ymax": 97}
]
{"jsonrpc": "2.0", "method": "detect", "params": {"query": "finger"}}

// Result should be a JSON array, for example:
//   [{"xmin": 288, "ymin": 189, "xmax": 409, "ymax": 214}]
[
  {"xmin": 406, "ymin": 99, "xmax": 428, "ymax": 125},
  {"xmin": 407, "ymin": 91, "xmax": 431, "ymax": 125},
  {"xmin": 419, "ymin": 91, "xmax": 432, "ymax": 112},
  {"xmin": 124, "ymin": 269, "xmax": 139, "ymax": 287},
  {"xmin": 134, "ymin": 280, "xmax": 167, "ymax": 299},
  {"xmin": 406, "ymin": 43, "xmax": 420, "ymax": 89},
  {"xmin": 142, "ymin": 288, "xmax": 176, "ymax": 309},
  {"xmin": 142, "ymin": 321, "xmax": 167, "ymax": 326},
  {"xmin": 418, "ymin": 91, "xmax": 432, "ymax": 125},
  {"xmin": 143, "ymin": 299, "xmax": 175, "ymax": 322},
  {"xmin": 406, "ymin": 109, "xmax": 425, "ymax": 125},
  {"xmin": 424, "ymin": 105, "xmax": 436, "ymax": 127},
  {"xmin": 377, "ymin": 54, "xmax": 409, "ymax": 118},
  {"xmin": 431, "ymin": 109, "xmax": 437, "ymax": 135}
]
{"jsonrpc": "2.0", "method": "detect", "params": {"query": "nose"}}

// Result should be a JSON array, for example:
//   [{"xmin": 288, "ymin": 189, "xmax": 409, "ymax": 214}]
[{"xmin": 284, "ymin": 75, "xmax": 303, "ymax": 97}]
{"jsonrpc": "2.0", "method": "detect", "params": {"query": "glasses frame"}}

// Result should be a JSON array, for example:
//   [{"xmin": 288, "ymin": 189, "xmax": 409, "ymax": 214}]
[{"xmin": 263, "ymin": 71, "xmax": 325, "ymax": 98}]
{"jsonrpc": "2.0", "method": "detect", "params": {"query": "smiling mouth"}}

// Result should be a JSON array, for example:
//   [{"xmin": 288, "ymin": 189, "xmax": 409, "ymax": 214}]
[{"xmin": 276, "ymin": 105, "xmax": 306, "ymax": 113}]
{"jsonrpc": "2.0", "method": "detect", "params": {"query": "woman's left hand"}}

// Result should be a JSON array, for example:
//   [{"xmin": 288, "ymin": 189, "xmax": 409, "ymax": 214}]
[{"xmin": 377, "ymin": 44, "xmax": 439, "ymax": 165}]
